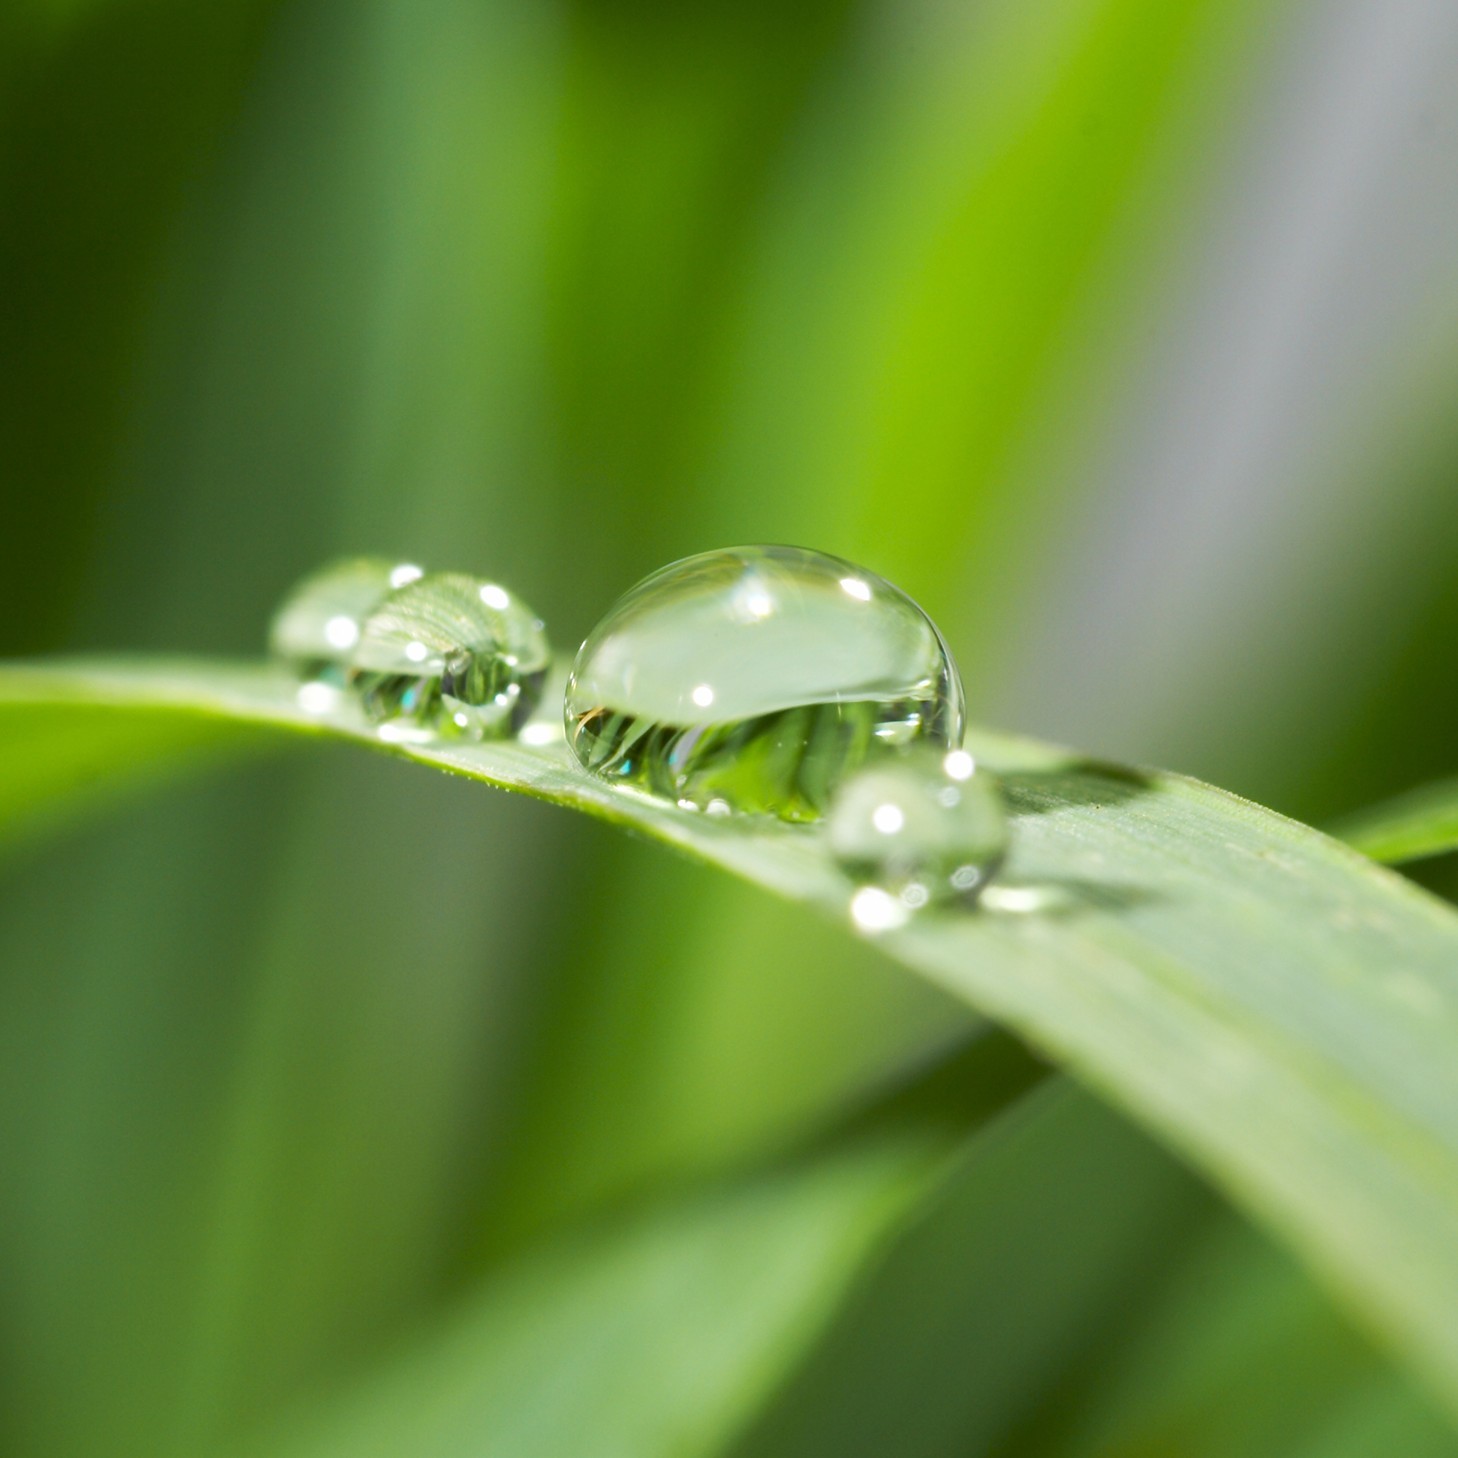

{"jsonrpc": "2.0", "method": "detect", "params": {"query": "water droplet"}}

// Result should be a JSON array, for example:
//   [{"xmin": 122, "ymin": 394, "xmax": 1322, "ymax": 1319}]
[
  {"xmin": 348, "ymin": 572, "xmax": 550, "ymax": 740},
  {"xmin": 828, "ymin": 747, "xmax": 1007, "ymax": 924},
  {"xmin": 269, "ymin": 557, "xmax": 419, "ymax": 682},
  {"xmin": 565, "ymin": 546, "xmax": 964, "ymax": 821}
]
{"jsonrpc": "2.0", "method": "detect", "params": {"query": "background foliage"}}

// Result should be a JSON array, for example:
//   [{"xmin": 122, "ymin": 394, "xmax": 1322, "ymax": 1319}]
[{"xmin": 4, "ymin": 1, "xmax": 1458, "ymax": 1455}]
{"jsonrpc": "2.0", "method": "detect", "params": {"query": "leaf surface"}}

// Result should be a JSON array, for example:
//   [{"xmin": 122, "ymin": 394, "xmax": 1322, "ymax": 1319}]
[{"xmin": 6, "ymin": 656, "xmax": 1458, "ymax": 1422}]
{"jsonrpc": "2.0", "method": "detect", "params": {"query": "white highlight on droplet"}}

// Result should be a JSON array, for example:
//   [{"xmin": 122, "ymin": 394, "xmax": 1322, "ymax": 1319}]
[
  {"xmin": 479, "ymin": 583, "xmax": 510, "ymax": 610},
  {"xmin": 405, "ymin": 640, "xmax": 429, "ymax": 663},
  {"xmin": 706, "ymin": 798, "xmax": 731, "ymax": 817},
  {"xmin": 376, "ymin": 722, "xmax": 435, "ymax": 745},
  {"xmin": 323, "ymin": 615, "xmax": 359, "ymax": 650},
  {"xmin": 850, "ymin": 886, "xmax": 910, "ymax": 934},
  {"xmin": 981, "ymin": 886, "xmax": 1046, "ymax": 914},
  {"xmin": 691, "ymin": 683, "xmax": 715, "ymax": 708},
  {"xmin": 745, "ymin": 591, "xmax": 773, "ymax": 619},
  {"xmin": 871, "ymin": 803, "xmax": 905, "ymax": 835},
  {"xmin": 389, "ymin": 563, "xmax": 424, "ymax": 589},
  {"xmin": 453, "ymin": 712, "xmax": 470, "ymax": 728},
  {"xmin": 296, "ymin": 681, "xmax": 341, "ymax": 715},
  {"xmin": 839, "ymin": 577, "xmax": 871, "ymax": 602},
  {"xmin": 943, "ymin": 750, "xmax": 974, "ymax": 781},
  {"xmin": 519, "ymin": 721, "xmax": 563, "ymax": 747}
]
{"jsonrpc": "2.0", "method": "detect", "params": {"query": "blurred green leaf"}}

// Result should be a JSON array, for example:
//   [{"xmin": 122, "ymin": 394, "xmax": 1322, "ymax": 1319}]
[
  {"xmin": 241, "ymin": 1033, "xmax": 1044, "ymax": 1458},
  {"xmin": 707, "ymin": 0, "xmax": 1267, "ymax": 644},
  {"xmin": 1332, "ymin": 778, "xmax": 1458, "ymax": 867},
  {"xmin": 0, "ymin": 703, "xmax": 266, "ymax": 856},
  {"xmin": 729, "ymin": 1080, "xmax": 1209, "ymax": 1458},
  {"xmin": 7, "ymin": 655, "xmax": 1458, "ymax": 1429},
  {"xmin": 999, "ymin": 1201, "xmax": 1458, "ymax": 1458}
]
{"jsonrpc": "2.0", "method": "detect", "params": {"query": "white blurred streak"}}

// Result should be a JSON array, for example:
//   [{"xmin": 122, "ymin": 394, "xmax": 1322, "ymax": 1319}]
[{"xmin": 1003, "ymin": 0, "xmax": 1458, "ymax": 783}]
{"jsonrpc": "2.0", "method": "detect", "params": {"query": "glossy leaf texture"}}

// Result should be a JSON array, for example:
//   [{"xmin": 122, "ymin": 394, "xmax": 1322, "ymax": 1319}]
[{"xmin": 5, "ymin": 655, "xmax": 1458, "ymax": 1432}]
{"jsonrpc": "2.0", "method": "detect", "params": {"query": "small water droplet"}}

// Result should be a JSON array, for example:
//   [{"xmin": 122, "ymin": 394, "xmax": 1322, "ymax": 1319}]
[
  {"xmin": 269, "ymin": 557, "xmax": 414, "ymax": 682},
  {"xmin": 565, "ymin": 546, "xmax": 964, "ymax": 820},
  {"xmin": 349, "ymin": 572, "xmax": 550, "ymax": 740},
  {"xmin": 828, "ymin": 747, "xmax": 1007, "ymax": 923}
]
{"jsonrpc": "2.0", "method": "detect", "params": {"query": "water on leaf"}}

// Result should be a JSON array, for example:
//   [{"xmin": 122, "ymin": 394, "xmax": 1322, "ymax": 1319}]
[
  {"xmin": 829, "ymin": 747, "xmax": 1007, "ymax": 931},
  {"xmin": 348, "ymin": 572, "xmax": 549, "ymax": 741},
  {"xmin": 268, "ymin": 557, "xmax": 422, "ymax": 681},
  {"xmin": 564, "ymin": 546, "xmax": 964, "ymax": 820}
]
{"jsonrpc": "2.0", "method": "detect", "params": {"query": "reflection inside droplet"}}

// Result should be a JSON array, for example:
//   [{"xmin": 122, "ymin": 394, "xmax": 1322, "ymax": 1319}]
[
  {"xmin": 943, "ymin": 750, "xmax": 974, "ymax": 781},
  {"xmin": 565, "ymin": 546, "xmax": 964, "ymax": 821},
  {"xmin": 871, "ymin": 803, "xmax": 905, "ymax": 835},
  {"xmin": 323, "ymin": 615, "xmax": 359, "ymax": 651}
]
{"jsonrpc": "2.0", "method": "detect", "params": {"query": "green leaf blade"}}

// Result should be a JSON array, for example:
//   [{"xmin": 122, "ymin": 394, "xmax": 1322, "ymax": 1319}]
[
  {"xmin": 243, "ymin": 1034, "xmax": 1046, "ymax": 1458},
  {"xmin": 6, "ymin": 655, "xmax": 1458, "ymax": 1424},
  {"xmin": 1331, "ymin": 778, "xmax": 1458, "ymax": 866}
]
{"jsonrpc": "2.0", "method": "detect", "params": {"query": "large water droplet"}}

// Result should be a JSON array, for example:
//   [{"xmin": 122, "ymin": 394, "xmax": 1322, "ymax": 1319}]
[
  {"xmin": 348, "ymin": 572, "xmax": 549, "ymax": 740},
  {"xmin": 268, "ymin": 557, "xmax": 423, "ymax": 681},
  {"xmin": 830, "ymin": 747, "xmax": 1007, "ymax": 931},
  {"xmin": 565, "ymin": 546, "xmax": 964, "ymax": 820}
]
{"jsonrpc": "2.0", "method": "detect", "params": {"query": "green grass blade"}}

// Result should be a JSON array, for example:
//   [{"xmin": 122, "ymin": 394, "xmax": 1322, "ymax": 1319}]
[
  {"xmin": 1331, "ymin": 779, "xmax": 1458, "ymax": 866},
  {"xmin": 1002, "ymin": 1200, "xmax": 1458, "ymax": 1458},
  {"xmin": 727, "ymin": 1082, "xmax": 1209, "ymax": 1458},
  {"xmin": 6, "ymin": 655, "xmax": 1458, "ymax": 1424},
  {"xmin": 239, "ymin": 1034, "xmax": 1044, "ymax": 1458}
]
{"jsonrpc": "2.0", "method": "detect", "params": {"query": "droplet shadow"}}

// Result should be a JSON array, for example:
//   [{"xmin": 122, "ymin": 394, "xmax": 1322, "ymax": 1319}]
[{"xmin": 999, "ymin": 759, "xmax": 1157, "ymax": 819}]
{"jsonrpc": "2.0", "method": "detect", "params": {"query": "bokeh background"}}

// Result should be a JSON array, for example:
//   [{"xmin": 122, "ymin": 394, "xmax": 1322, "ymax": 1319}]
[{"xmin": 5, "ymin": 0, "xmax": 1458, "ymax": 1454}]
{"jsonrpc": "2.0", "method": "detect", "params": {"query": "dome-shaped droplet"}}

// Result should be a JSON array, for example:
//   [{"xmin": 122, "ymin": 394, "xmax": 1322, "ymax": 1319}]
[
  {"xmin": 348, "ymin": 572, "xmax": 549, "ymax": 741},
  {"xmin": 828, "ymin": 747, "xmax": 1007, "ymax": 931},
  {"xmin": 565, "ymin": 546, "xmax": 964, "ymax": 820},
  {"xmin": 269, "ymin": 557, "xmax": 423, "ymax": 681}
]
